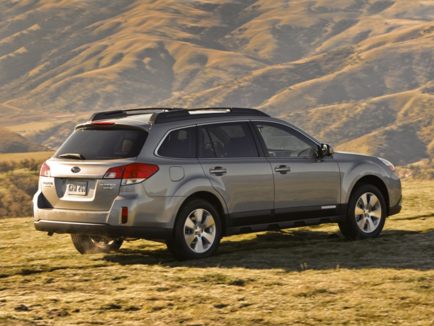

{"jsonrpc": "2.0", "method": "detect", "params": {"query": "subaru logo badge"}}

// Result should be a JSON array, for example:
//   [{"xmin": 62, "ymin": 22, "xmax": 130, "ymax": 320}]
[{"xmin": 71, "ymin": 166, "xmax": 81, "ymax": 173}]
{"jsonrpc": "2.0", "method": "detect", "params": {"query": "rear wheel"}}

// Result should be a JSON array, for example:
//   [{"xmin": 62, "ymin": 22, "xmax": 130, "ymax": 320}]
[
  {"xmin": 339, "ymin": 184, "xmax": 386, "ymax": 240},
  {"xmin": 166, "ymin": 199, "xmax": 222, "ymax": 260},
  {"xmin": 71, "ymin": 234, "xmax": 123, "ymax": 254}
]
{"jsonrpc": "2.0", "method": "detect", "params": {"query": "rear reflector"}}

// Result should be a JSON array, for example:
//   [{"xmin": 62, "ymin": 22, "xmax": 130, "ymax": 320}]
[
  {"xmin": 103, "ymin": 163, "xmax": 159, "ymax": 185},
  {"xmin": 121, "ymin": 207, "xmax": 128, "ymax": 224},
  {"xmin": 40, "ymin": 162, "xmax": 51, "ymax": 177}
]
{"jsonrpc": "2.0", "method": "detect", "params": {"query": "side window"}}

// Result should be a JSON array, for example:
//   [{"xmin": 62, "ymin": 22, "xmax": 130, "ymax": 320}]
[
  {"xmin": 202, "ymin": 122, "xmax": 258, "ymax": 158},
  {"xmin": 158, "ymin": 127, "xmax": 196, "ymax": 158},
  {"xmin": 255, "ymin": 123, "xmax": 314, "ymax": 158}
]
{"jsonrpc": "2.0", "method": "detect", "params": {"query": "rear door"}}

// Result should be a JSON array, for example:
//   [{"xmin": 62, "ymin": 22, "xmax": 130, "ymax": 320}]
[
  {"xmin": 253, "ymin": 121, "xmax": 341, "ymax": 219},
  {"xmin": 41, "ymin": 125, "xmax": 147, "ymax": 211},
  {"xmin": 198, "ymin": 122, "xmax": 274, "ymax": 225}
]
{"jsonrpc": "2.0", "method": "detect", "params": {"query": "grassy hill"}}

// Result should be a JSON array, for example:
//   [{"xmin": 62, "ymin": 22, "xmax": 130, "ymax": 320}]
[
  {"xmin": 0, "ymin": 0, "xmax": 433, "ymax": 168},
  {"xmin": 0, "ymin": 128, "xmax": 46, "ymax": 153},
  {"xmin": 0, "ymin": 180, "xmax": 433, "ymax": 324}
]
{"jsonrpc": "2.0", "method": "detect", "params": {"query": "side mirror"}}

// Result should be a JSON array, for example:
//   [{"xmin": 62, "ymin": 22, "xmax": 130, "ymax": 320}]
[{"xmin": 318, "ymin": 143, "xmax": 334, "ymax": 158}]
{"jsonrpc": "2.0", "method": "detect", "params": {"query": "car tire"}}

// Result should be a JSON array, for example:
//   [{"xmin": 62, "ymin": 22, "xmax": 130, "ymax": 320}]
[
  {"xmin": 71, "ymin": 234, "xmax": 123, "ymax": 254},
  {"xmin": 166, "ymin": 199, "xmax": 222, "ymax": 260},
  {"xmin": 339, "ymin": 184, "xmax": 386, "ymax": 240}
]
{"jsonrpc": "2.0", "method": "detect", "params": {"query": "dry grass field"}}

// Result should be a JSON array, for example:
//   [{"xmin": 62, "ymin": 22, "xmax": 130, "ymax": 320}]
[
  {"xmin": 0, "ymin": 151, "xmax": 53, "ymax": 164},
  {"xmin": 0, "ymin": 180, "xmax": 432, "ymax": 325}
]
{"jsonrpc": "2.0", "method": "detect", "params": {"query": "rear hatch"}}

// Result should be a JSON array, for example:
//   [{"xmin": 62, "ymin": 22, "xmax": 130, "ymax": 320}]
[{"xmin": 41, "ymin": 124, "xmax": 148, "ymax": 211}]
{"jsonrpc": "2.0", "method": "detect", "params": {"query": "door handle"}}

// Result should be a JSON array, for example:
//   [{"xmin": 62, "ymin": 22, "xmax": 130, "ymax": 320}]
[
  {"xmin": 274, "ymin": 165, "xmax": 291, "ymax": 174},
  {"xmin": 209, "ymin": 166, "xmax": 227, "ymax": 176}
]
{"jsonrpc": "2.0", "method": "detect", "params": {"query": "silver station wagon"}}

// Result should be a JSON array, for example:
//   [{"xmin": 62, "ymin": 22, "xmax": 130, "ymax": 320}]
[{"xmin": 33, "ymin": 108, "xmax": 402, "ymax": 259}]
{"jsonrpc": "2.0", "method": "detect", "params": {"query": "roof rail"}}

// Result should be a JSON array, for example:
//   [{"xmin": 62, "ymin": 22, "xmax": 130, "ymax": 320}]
[
  {"xmin": 153, "ymin": 107, "xmax": 269, "ymax": 123},
  {"xmin": 90, "ymin": 108, "xmax": 183, "ymax": 121},
  {"xmin": 90, "ymin": 107, "xmax": 269, "ymax": 123}
]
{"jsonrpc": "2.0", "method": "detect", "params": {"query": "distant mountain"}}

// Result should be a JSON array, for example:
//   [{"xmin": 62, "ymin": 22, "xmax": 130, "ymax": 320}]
[
  {"xmin": 32, "ymin": 121, "xmax": 77, "ymax": 150},
  {"xmin": 0, "ymin": 0, "xmax": 432, "ymax": 168},
  {"xmin": 0, "ymin": 128, "xmax": 46, "ymax": 153}
]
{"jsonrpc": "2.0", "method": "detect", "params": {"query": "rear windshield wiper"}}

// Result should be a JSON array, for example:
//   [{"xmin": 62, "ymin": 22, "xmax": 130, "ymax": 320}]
[{"xmin": 58, "ymin": 153, "xmax": 85, "ymax": 160}]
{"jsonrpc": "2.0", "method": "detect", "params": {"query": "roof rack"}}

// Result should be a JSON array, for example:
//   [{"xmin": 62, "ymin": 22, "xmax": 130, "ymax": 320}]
[
  {"xmin": 90, "ymin": 108, "xmax": 183, "ymax": 121},
  {"xmin": 153, "ymin": 107, "xmax": 269, "ymax": 123},
  {"xmin": 90, "ymin": 107, "xmax": 269, "ymax": 124}
]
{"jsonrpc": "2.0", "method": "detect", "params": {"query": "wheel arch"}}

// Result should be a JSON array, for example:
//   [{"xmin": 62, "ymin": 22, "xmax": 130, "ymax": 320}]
[
  {"xmin": 348, "ymin": 175, "xmax": 390, "ymax": 214},
  {"xmin": 177, "ymin": 191, "xmax": 228, "ymax": 235}
]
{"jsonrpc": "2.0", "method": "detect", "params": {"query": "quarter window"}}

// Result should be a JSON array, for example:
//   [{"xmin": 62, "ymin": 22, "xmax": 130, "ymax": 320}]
[
  {"xmin": 199, "ymin": 123, "xmax": 258, "ymax": 158},
  {"xmin": 255, "ymin": 123, "xmax": 314, "ymax": 158},
  {"xmin": 158, "ymin": 127, "xmax": 196, "ymax": 158}
]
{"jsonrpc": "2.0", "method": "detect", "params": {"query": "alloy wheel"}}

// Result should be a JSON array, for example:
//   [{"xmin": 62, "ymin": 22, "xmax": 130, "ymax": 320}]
[
  {"xmin": 183, "ymin": 208, "xmax": 216, "ymax": 253},
  {"xmin": 354, "ymin": 192, "xmax": 382, "ymax": 233}
]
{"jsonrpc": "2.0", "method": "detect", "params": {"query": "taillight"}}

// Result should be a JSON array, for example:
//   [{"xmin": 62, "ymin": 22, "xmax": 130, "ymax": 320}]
[
  {"xmin": 40, "ymin": 162, "xmax": 51, "ymax": 177},
  {"xmin": 103, "ymin": 165, "xmax": 124, "ymax": 179},
  {"xmin": 103, "ymin": 163, "xmax": 159, "ymax": 185}
]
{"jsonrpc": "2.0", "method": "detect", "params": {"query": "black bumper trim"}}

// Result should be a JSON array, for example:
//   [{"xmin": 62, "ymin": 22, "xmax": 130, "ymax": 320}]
[
  {"xmin": 389, "ymin": 203, "xmax": 402, "ymax": 216},
  {"xmin": 34, "ymin": 220, "xmax": 172, "ymax": 240},
  {"xmin": 226, "ymin": 215, "xmax": 344, "ymax": 236}
]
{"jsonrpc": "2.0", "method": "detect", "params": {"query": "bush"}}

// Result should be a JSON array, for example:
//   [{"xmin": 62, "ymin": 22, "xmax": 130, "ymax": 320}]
[
  {"xmin": 0, "ymin": 161, "xmax": 17, "ymax": 173},
  {"xmin": 7, "ymin": 174, "xmax": 39, "ymax": 197},
  {"xmin": 0, "ymin": 170, "xmax": 39, "ymax": 218},
  {"xmin": 0, "ymin": 158, "xmax": 42, "ymax": 173}
]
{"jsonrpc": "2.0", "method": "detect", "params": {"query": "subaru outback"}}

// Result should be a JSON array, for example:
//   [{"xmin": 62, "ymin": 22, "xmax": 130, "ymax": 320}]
[{"xmin": 33, "ymin": 108, "xmax": 402, "ymax": 259}]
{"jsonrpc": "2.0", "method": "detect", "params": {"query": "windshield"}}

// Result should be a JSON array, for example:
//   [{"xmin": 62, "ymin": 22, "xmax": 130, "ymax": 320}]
[{"xmin": 55, "ymin": 127, "xmax": 148, "ymax": 160}]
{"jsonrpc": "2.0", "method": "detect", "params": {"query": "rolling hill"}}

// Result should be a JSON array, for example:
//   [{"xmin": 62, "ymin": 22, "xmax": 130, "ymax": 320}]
[
  {"xmin": 0, "ymin": 0, "xmax": 433, "ymax": 171},
  {"xmin": 0, "ymin": 128, "xmax": 45, "ymax": 153}
]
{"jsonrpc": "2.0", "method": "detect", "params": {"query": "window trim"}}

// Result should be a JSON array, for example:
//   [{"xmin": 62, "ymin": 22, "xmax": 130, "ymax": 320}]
[
  {"xmin": 251, "ymin": 121, "xmax": 319, "ymax": 160},
  {"xmin": 154, "ymin": 119, "xmax": 320, "ymax": 160},
  {"xmin": 155, "ymin": 121, "xmax": 265, "ymax": 159}
]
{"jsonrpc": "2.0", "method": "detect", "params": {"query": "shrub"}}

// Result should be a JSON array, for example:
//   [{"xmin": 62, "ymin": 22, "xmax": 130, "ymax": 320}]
[{"xmin": 0, "ymin": 170, "xmax": 39, "ymax": 218}]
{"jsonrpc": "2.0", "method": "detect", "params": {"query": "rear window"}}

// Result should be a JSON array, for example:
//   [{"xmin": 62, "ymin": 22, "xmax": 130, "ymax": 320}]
[{"xmin": 55, "ymin": 128, "xmax": 147, "ymax": 160}]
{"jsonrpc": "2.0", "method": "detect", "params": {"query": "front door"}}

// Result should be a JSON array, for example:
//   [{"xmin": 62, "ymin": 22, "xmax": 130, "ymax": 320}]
[{"xmin": 253, "ymin": 122, "xmax": 341, "ymax": 220}]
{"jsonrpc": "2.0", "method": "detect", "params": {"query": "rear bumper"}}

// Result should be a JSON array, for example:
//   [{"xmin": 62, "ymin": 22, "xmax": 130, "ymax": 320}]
[
  {"xmin": 33, "ymin": 189, "xmax": 182, "ymax": 230},
  {"xmin": 34, "ymin": 219, "xmax": 172, "ymax": 240}
]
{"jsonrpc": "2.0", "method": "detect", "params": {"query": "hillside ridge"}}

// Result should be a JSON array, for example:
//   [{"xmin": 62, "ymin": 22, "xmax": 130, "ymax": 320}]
[{"xmin": 0, "ymin": 0, "xmax": 433, "ymax": 168}]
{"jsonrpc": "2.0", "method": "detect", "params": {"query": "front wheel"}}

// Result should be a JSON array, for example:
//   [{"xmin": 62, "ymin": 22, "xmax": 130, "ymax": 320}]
[
  {"xmin": 71, "ymin": 234, "xmax": 123, "ymax": 254},
  {"xmin": 339, "ymin": 184, "xmax": 386, "ymax": 240},
  {"xmin": 166, "ymin": 199, "xmax": 222, "ymax": 260}
]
